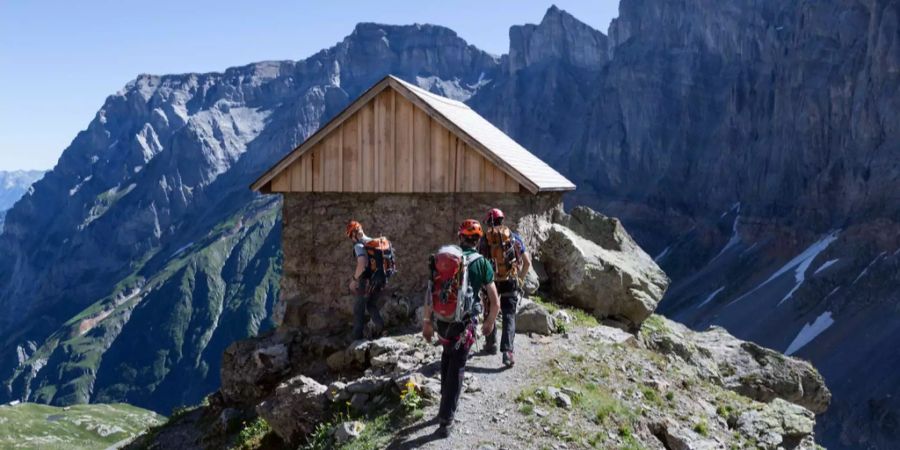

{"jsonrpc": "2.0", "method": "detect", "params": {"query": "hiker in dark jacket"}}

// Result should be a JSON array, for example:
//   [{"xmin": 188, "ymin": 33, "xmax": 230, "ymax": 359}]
[
  {"xmin": 423, "ymin": 219, "xmax": 500, "ymax": 438},
  {"xmin": 347, "ymin": 220, "xmax": 385, "ymax": 340},
  {"xmin": 479, "ymin": 208, "xmax": 532, "ymax": 367}
]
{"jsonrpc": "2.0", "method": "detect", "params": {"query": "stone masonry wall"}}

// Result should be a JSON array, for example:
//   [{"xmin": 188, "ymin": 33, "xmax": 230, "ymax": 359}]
[{"xmin": 277, "ymin": 192, "xmax": 564, "ymax": 335}]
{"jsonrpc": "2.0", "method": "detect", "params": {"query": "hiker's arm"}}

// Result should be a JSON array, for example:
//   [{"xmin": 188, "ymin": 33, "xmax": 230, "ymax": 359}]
[
  {"xmin": 349, "ymin": 255, "xmax": 367, "ymax": 291},
  {"xmin": 422, "ymin": 299, "xmax": 434, "ymax": 342},
  {"xmin": 482, "ymin": 282, "xmax": 500, "ymax": 335},
  {"xmin": 520, "ymin": 251, "xmax": 532, "ymax": 282}
]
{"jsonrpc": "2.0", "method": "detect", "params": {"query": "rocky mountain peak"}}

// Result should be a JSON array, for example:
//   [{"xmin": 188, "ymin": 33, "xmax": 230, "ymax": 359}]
[{"xmin": 508, "ymin": 5, "xmax": 608, "ymax": 73}]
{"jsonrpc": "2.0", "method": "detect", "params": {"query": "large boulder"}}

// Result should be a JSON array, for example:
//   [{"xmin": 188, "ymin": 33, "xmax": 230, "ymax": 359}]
[
  {"xmin": 256, "ymin": 375, "xmax": 328, "ymax": 445},
  {"xmin": 641, "ymin": 316, "xmax": 831, "ymax": 414},
  {"xmin": 220, "ymin": 331, "xmax": 292, "ymax": 405},
  {"xmin": 539, "ymin": 207, "xmax": 669, "ymax": 329}
]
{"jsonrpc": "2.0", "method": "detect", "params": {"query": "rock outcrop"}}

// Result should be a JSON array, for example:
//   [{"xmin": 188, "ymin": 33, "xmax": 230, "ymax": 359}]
[
  {"xmin": 255, "ymin": 375, "xmax": 328, "ymax": 444},
  {"xmin": 641, "ymin": 317, "xmax": 831, "ymax": 414},
  {"xmin": 220, "ymin": 331, "xmax": 293, "ymax": 406}
]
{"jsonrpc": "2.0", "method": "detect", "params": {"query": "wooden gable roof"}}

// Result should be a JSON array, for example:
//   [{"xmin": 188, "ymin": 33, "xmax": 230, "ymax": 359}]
[{"xmin": 251, "ymin": 75, "xmax": 575, "ymax": 194}]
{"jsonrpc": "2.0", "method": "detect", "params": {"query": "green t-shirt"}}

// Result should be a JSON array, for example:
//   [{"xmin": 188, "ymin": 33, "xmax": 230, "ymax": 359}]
[{"xmin": 463, "ymin": 247, "xmax": 494, "ymax": 293}]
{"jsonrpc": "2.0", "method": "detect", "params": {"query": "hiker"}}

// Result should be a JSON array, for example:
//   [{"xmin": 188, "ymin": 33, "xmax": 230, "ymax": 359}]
[
  {"xmin": 479, "ymin": 208, "xmax": 532, "ymax": 367},
  {"xmin": 422, "ymin": 219, "xmax": 500, "ymax": 438},
  {"xmin": 346, "ymin": 220, "xmax": 396, "ymax": 340}
]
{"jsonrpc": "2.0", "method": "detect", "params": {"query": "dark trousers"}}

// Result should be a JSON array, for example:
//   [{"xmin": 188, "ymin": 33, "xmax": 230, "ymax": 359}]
[
  {"xmin": 352, "ymin": 279, "xmax": 384, "ymax": 340},
  {"xmin": 436, "ymin": 320, "xmax": 474, "ymax": 424},
  {"xmin": 484, "ymin": 280, "xmax": 519, "ymax": 353}
]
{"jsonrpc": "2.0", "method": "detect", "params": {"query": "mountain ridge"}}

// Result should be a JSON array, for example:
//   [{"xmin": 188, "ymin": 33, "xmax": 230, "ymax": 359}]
[{"xmin": 1, "ymin": 3, "xmax": 897, "ymax": 449}]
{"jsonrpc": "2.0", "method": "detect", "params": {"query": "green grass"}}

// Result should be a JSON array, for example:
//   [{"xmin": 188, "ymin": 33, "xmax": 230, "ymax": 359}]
[
  {"xmin": 693, "ymin": 419, "xmax": 709, "ymax": 437},
  {"xmin": 0, "ymin": 402, "xmax": 164, "ymax": 450},
  {"xmin": 530, "ymin": 295, "xmax": 599, "ymax": 328},
  {"xmin": 235, "ymin": 417, "xmax": 271, "ymax": 449}
]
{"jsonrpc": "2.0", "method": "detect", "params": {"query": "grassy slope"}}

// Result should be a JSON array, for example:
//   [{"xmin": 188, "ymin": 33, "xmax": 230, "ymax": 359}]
[
  {"xmin": 0, "ymin": 402, "xmax": 164, "ymax": 449},
  {"xmin": 7, "ymin": 198, "xmax": 282, "ymax": 414}
]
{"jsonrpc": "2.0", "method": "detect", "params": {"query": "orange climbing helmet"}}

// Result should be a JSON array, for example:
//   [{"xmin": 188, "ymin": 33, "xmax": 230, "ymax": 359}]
[
  {"xmin": 458, "ymin": 219, "xmax": 483, "ymax": 238},
  {"xmin": 346, "ymin": 220, "xmax": 362, "ymax": 238}
]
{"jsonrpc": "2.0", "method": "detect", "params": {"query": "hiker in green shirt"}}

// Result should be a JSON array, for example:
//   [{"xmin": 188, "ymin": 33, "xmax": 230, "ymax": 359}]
[{"xmin": 422, "ymin": 219, "xmax": 500, "ymax": 439}]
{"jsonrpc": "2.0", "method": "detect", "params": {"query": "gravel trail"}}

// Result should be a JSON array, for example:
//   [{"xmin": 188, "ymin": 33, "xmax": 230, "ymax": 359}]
[{"xmin": 388, "ymin": 332, "xmax": 566, "ymax": 450}]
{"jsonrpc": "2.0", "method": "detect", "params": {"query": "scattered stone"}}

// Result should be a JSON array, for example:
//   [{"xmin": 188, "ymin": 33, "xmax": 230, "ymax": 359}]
[
  {"xmin": 255, "ymin": 375, "xmax": 328, "ymax": 444},
  {"xmin": 547, "ymin": 387, "xmax": 572, "ymax": 409},
  {"xmin": 737, "ymin": 398, "xmax": 816, "ymax": 450},
  {"xmin": 333, "ymin": 421, "xmax": 365, "ymax": 444},
  {"xmin": 326, "ymin": 349, "xmax": 352, "ymax": 372},
  {"xmin": 326, "ymin": 381, "xmax": 350, "ymax": 403},
  {"xmin": 350, "ymin": 393, "xmax": 370, "ymax": 412},
  {"xmin": 516, "ymin": 299, "xmax": 556, "ymax": 335},
  {"xmin": 589, "ymin": 325, "xmax": 638, "ymax": 347},
  {"xmin": 534, "ymin": 407, "xmax": 549, "ymax": 417},
  {"xmin": 552, "ymin": 310, "xmax": 572, "ymax": 324},
  {"xmin": 214, "ymin": 408, "xmax": 243, "ymax": 434},
  {"xmin": 650, "ymin": 420, "xmax": 720, "ymax": 450},
  {"xmin": 346, "ymin": 376, "xmax": 388, "ymax": 395}
]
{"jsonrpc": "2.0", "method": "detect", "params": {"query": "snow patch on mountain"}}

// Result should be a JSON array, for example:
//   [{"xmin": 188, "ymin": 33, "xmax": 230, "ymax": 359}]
[
  {"xmin": 776, "ymin": 231, "xmax": 841, "ymax": 305},
  {"xmin": 697, "ymin": 286, "xmax": 725, "ymax": 308},
  {"xmin": 727, "ymin": 230, "xmax": 840, "ymax": 307},
  {"xmin": 710, "ymin": 203, "xmax": 742, "ymax": 262},
  {"xmin": 786, "ymin": 311, "xmax": 835, "ymax": 355},
  {"xmin": 69, "ymin": 176, "xmax": 93, "ymax": 197},
  {"xmin": 851, "ymin": 252, "xmax": 886, "ymax": 285},
  {"xmin": 814, "ymin": 258, "xmax": 839, "ymax": 275},
  {"xmin": 654, "ymin": 246, "xmax": 670, "ymax": 262}
]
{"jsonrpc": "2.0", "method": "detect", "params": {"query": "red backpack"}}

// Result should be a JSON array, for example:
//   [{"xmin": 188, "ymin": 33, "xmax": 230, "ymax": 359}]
[{"xmin": 427, "ymin": 245, "xmax": 482, "ymax": 323}]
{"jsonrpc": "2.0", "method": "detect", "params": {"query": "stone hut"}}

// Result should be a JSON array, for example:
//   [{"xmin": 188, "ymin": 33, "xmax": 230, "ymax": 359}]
[{"xmin": 251, "ymin": 75, "xmax": 575, "ymax": 335}]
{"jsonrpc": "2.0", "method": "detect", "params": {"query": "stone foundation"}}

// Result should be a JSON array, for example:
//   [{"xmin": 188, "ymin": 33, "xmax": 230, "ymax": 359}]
[{"xmin": 276, "ymin": 192, "xmax": 564, "ymax": 335}]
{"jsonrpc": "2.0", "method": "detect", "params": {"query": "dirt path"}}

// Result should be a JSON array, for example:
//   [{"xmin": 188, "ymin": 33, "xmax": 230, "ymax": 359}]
[{"xmin": 387, "ymin": 331, "xmax": 566, "ymax": 450}]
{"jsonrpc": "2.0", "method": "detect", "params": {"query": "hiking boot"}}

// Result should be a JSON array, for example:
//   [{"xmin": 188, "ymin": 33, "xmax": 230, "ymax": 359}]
[
  {"xmin": 502, "ymin": 351, "xmax": 515, "ymax": 367},
  {"xmin": 483, "ymin": 345, "xmax": 498, "ymax": 355},
  {"xmin": 436, "ymin": 422, "xmax": 454, "ymax": 439}
]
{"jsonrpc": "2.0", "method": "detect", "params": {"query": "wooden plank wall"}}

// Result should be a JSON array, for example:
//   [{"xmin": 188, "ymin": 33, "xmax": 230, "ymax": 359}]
[{"xmin": 270, "ymin": 88, "xmax": 521, "ymax": 193}]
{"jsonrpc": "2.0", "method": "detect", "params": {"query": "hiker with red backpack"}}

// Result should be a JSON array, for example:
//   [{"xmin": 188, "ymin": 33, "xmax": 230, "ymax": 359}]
[
  {"xmin": 422, "ymin": 219, "xmax": 500, "ymax": 438},
  {"xmin": 479, "ymin": 208, "xmax": 532, "ymax": 367},
  {"xmin": 346, "ymin": 220, "xmax": 396, "ymax": 341}
]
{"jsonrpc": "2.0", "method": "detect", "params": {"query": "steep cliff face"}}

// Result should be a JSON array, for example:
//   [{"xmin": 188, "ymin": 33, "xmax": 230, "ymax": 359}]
[
  {"xmin": 470, "ymin": 3, "xmax": 899, "ymax": 448},
  {"xmin": 0, "ymin": 170, "xmax": 45, "ymax": 232},
  {"xmin": 0, "ymin": 24, "xmax": 499, "ymax": 414}
]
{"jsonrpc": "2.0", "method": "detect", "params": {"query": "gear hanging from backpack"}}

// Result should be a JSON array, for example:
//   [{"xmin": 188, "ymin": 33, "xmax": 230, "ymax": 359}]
[
  {"xmin": 484, "ymin": 225, "xmax": 519, "ymax": 282},
  {"xmin": 363, "ymin": 237, "xmax": 396, "ymax": 282},
  {"xmin": 427, "ymin": 245, "xmax": 483, "ymax": 326}
]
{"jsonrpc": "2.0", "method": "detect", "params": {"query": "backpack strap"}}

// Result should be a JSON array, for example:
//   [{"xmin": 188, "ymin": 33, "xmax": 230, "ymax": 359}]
[{"xmin": 463, "ymin": 253, "xmax": 483, "ymax": 265}]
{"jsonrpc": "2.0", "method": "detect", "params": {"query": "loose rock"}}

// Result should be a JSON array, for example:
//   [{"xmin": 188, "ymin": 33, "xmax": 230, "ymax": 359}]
[
  {"xmin": 516, "ymin": 299, "xmax": 556, "ymax": 335},
  {"xmin": 255, "ymin": 375, "xmax": 328, "ymax": 444},
  {"xmin": 334, "ymin": 421, "xmax": 366, "ymax": 444}
]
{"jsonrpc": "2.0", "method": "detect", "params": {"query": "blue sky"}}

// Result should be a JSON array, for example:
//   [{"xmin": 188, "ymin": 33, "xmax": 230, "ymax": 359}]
[{"xmin": 0, "ymin": 1, "xmax": 619, "ymax": 171}]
